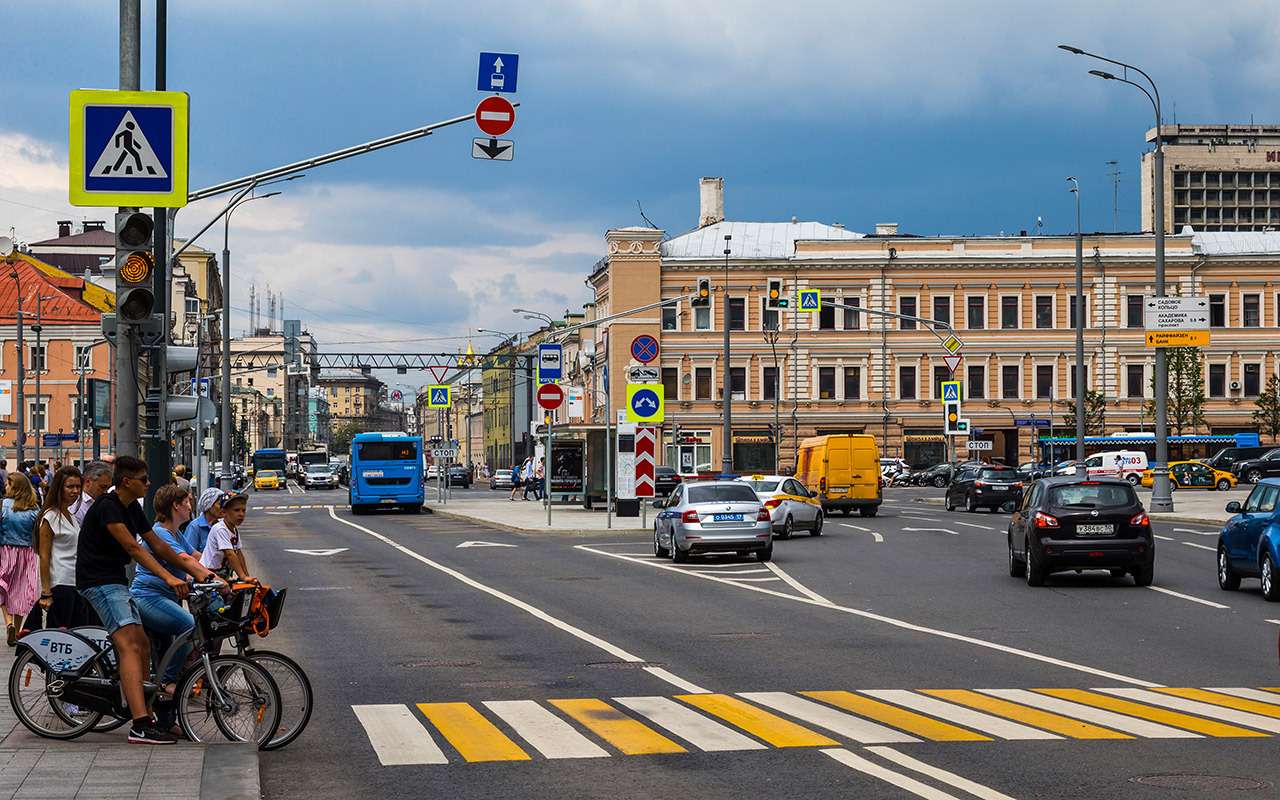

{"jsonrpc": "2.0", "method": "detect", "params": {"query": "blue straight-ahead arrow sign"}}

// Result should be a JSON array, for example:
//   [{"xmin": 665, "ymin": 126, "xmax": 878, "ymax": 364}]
[{"xmin": 478, "ymin": 52, "xmax": 519, "ymax": 93}]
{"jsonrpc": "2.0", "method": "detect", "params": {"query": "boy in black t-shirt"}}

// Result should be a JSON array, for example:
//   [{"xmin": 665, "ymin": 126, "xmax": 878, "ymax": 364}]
[{"xmin": 76, "ymin": 456, "xmax": 195, "ymax": 745}]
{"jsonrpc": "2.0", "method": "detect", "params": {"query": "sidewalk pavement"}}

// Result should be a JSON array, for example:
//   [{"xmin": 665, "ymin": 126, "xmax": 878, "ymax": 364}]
[
  {"xmin": 428, "ymin": 491, "xmax": 651, "ymax": 533},
  {"xmin": 0, "ymin": 655, "xmax": 259, "ymax": 800},
  {"xmin": 912, "ymin": 486, "xmax": 1248, "ymax": 527}
]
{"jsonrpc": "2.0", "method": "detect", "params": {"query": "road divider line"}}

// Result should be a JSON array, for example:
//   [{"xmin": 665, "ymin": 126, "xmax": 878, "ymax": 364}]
[
  {"xmin": 352, "ymin": 704, "xmax": 449, "ymax": 765},
  {"xmin": 1154, "ymin": 535, "xmax": 1174, "ymax": 541},
  {"xmin": 865, "ymin": 746, "xmax": 1019, "ymax": 800},
  {"xmin": 1146, "ymin": 586, "xmax": 1229, "ymax": 609},
  {"xmin": 820, "ymin": 749, "xmax": 964, "ymax": 800},
  {"xmin": 724, "ymin": 576, "xmax": 782, "ymax": 583},
  {"xmin": 574, "ymin": 544, "xmax": 1163, "ymax": 687},
  {"xmin": 740, "ymin": 692, "xmax": 919, "ymax": 744},
  {"xmin": 902, "ymin": 527, "xmax": 959, "ymax": 536},
  {"xmin": 328, "ymin": 508, "xmax": 705, "ymax": 693},
  {"xmin": 1173, "ymin": 528, "xmax": 1218, "ymax": 536},
  {"xmin": 765, "ymin": 562, "xmax": 831, "ymax": 604},
  {"xmin": 860, "ymin": 690, "xmax": 1060, "ymax": 740},
  {"xmin": 951, "ymin": 521, "xmax": 997, "ymax": 531},
  {"xmin": 840, "ymin": 523, "xmax": 883, "ymax": 542},
  {"xmin": 614, "ymin": 696, "xmax": 765, "ymax": 751}
]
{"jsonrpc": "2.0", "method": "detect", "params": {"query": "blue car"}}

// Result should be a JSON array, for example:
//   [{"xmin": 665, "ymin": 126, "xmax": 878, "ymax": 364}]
[{"xmin": 1218, "ymin": 479, "xmax": 1280, "ymax": 600}]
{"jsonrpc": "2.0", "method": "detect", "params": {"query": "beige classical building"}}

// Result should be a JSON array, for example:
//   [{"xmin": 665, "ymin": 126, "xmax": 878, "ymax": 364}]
[
  {"xmin": 317, "ymin": 370, "xmax": 384, "ymax": 432},
  {"xmin": 584, "ymin": 178, "xmax": 1280, "ymax": 473},
  {"xmin": 1143, "ymin": 124, "xmax": 1280, "ymax": 233}
]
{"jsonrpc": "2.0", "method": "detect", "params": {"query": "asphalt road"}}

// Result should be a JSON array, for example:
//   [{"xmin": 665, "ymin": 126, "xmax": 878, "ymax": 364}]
[{"xmin": 243, "ymin": 482, "xmax": 1280, "ymax": 799}]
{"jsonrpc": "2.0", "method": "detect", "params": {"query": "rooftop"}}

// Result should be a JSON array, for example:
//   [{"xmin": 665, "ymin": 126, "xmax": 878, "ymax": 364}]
[{"xmin": 661, "ymin": 221, "xmax": 863, "ymax": 260}]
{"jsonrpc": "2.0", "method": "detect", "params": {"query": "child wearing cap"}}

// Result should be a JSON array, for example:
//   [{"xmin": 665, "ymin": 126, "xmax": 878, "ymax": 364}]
[{"xmin": 199, "ymin": 494, "xmax": 254, "ymax": 582}]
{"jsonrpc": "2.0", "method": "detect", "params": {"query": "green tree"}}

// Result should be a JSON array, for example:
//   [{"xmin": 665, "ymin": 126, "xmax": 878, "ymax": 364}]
[
  {"xmin": 1144, "ymin": 347, "xmax": 1206, "ymax": 436},
  {"xmin": 1254, "ymin": 374, "xmax": 1280, "ymax": 443},
  {"xmin": 329, "ymin": 422, "xmax": 364, "ymax": 455},
  {"xmin": 1058, "ymin": 389, "xmax": 1108, "ymax": 435}
]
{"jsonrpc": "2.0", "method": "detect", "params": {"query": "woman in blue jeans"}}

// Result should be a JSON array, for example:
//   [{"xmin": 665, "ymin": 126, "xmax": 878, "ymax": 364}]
[{"xmin": 129, "ymin": 484, "xmax": 225, "ymax": 695}]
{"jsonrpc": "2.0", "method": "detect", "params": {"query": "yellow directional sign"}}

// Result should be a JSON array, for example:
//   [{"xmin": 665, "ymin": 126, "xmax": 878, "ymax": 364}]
[
  {"xmin": 1145, "ymin": 330, "xmax": 1209, "ymax": 348},
  {"xmin": 626, "ymin": 383, "xmax": 664, "ymax": 423},
  {"xmin": 942, "ymin": 335, "xmax": 963, "ymax": 354}
]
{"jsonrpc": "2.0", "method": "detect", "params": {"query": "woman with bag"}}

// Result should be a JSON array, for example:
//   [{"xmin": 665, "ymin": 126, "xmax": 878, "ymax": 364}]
[
  {"xmin": 0, "ymin": 473, "xmax": 42, "ymax": 645},
  {"xmin": 36, "ymin": 466, "xmax": 97, "ymax": 629}
]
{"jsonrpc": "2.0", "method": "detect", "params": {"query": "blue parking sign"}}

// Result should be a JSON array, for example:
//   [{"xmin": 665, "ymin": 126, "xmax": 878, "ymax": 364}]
[{"xmin": 478, "ymin": 52, "xmax": 519, "ymax": 94}]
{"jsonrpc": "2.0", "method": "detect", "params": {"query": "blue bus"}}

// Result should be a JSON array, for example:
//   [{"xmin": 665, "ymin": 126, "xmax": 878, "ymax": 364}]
[
  {"xmin": 252, "ymin": 447, "xmax": 287, "ymax": 475},
  {"xmin": 349, "ymin": 432, "xmax": 424, "ymax": 514}
]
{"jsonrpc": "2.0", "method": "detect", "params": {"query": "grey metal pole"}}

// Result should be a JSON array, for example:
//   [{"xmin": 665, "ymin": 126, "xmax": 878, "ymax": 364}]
[
  {"xmin": 145, "ymin": 0, "xmax": 169, "ymax": 509},
  {"xmin": 546, "ymin": 416, "xmax": 552, "ymax": 527},
  {"xmin": 605, "ymin": 336, "xmax": 612, "ymax": 529},
  {"xmin": 1070, "ymin": 177, "xmax": 1086, "ymax": 463},
  {"xmin": 78, "ymin": 358, "xmax": 87, "ymax": 467},
  {"xmin": 33, "ymin": 295, "xmax": 42, "ymax": 465},
  {"xmin": 721, "ymin": 235, "xmax": 733, "ymax": 474},
  {"xmin": 12, "ymin": 274, "xmax": 24, "ymax": 468},
  {"xmin": 1150, "ymin": 102, "xmax": 1174, "ymax": 512},
  {"xmin": 114, "ymin": 0, "xmax": 142, "ymax": 459},
  {"xmin": 220, "ymin": 240, "xmax": 232, "ymax": 490}
]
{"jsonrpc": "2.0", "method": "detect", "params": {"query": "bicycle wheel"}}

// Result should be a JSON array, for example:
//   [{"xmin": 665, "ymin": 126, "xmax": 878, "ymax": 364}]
[
  {"xmin": 8, "ymin": 650, "xmax": 103, "ymax": 739},
  {"xmin": 176, "ymin": 655, "xmax": 281, "ymax": 748},
  {"xmin": 248, "ymin": 650, "xmax": 312, "ymax": 750}
]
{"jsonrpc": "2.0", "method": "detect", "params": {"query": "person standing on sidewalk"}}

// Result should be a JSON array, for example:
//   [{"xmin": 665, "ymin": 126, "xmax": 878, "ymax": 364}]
[
  {"xmin": 35, "ymin": 466, "xmax": 97, "ymax": 629},
  {"xmin": 71, "ymin": 461, "xmax": 113, "ymax": 525},
  {"xmin": 521, "ymin": 456, "xmax": 535, "ymax": 501},
  {"xmin": 0, "ymin": 473, "xmax": 41, "ymax": 644},
  {"xmin": 508, "ymin": 461, "xmax": 523, "ymax": 501}
]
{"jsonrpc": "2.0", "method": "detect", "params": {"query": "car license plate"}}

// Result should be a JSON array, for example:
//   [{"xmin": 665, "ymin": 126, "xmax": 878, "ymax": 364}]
[
  {"xmin": 380, "ymin": 498, "xmax": 396, "ymax": 504},
  {"xmin": 712, "ymin": 513, "xmax": 743, "ymax": 522},
  {"xmin": 831, "ymin": 486, "xmax": 849, "ymax": 493},
  {"xmin": 1077, "ymin": 523, "xmax": 1113, "ymax": 535},
  {"xmin": 364, "ymin": 470, "xmax": 384, "ymax": 478}
]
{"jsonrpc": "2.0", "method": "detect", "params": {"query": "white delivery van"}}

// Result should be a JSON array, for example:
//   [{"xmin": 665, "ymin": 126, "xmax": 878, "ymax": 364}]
[{"xmin": 1083, "ymin": 450, "xmax": 1150, "ymax": 484}]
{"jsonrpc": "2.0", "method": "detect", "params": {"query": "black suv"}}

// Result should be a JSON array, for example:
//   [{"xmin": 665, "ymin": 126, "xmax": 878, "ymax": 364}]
[
  {"xmin": 1228, "ymin": 448, "xmax": 1280, "ymax": 484},
  {"xmin": 1204, "ymin": 446, "xmax": 1273, "ymax": 474},
  {"xmin": 945, "ymin": 465, "xmax": 1023, "ymax": 512},
  {"xmin": 447, "ymin": 464, "xmax": 472, "ymax": 489},
  {"xmin": 655, "ymin": 466, "xmax": 682, "ymax": 497},
  {"xmin": 1007, "ymin": 477, "xmax": 1154, "ymax": 587}
]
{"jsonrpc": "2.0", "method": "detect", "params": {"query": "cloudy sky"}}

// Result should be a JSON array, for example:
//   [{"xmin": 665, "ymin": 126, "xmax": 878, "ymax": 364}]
[{"xmin": 3, "ymin": 0, "xmax": 1278, "ymax": 367}]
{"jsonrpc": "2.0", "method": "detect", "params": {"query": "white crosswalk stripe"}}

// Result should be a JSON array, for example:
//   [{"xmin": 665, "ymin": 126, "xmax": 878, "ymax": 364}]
[
  {"xmin": 353, "ymin": 704, "xmax": 449, "ymax": 765},
  {"xmin": 1097, "ymin": 688, "xmax": 1280, "ymax": 733},
  {"xmin": 861, "ymin": 690, "xmax": 1061, "ymax": 740},
  {"xmin": 740, "ymin": 692, "xmax": 919, "ymax": 743},
  {"xmin": 1207, "ymin": 687, "xmax": 1280, "ymax": 705},
  {"xmin": 614, "ymin": 696, "xmax": 765, "ymax": 751},
  {"xmin": 978, "ymin": 690, "xmax": 1199, "ymax": 738},
  {"xmin": 483, "ymin": 700, "xmax": 610, "ymax": 759}
]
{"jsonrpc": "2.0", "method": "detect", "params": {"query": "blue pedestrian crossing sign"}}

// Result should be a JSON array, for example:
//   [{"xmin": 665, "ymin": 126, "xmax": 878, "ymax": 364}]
[
  {"xmin": 798, "ymin": 289, "xmax": 821, "ymax": 312},
  {"xmin": 69, "ymin": 89, "xmax": 189, "ymax": 207},
  {"xmin": 478, "ymin": 52, "xmax": 519, "ymax": 94},
  {"xmin": 428, "ymin": 385, "xmax": 452, "ymax": 408},
  {"xmin": 941, "ymin": 381, "xmax": 961, "ymax": 402},
  {"xmin": 626, "ymin": 383, "xmax": 664, "ymax": 423}
]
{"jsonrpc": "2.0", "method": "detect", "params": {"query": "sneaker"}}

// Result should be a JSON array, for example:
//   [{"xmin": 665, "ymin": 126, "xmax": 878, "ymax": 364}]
[{"xmin": 128, "ymin": 723, "xmax": 176, "ymax": 745}]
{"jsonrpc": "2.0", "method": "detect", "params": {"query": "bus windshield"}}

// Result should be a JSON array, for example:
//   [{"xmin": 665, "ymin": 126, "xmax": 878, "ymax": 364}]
[{"xmin": 252, "ymin": 448, "xmax": 287, "ymax": 473}]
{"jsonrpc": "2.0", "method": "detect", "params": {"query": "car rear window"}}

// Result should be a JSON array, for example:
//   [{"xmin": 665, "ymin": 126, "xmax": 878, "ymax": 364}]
[
  {"xmin": 1049, "ymin": 483, "xmax": 1136, "ymax": 508},
  {"xmin": 980, "ymin": 469, "xmax": 1018, "ymax": 481},
  {"xmin": 688, "ymin": 484, "xmax": 760, "ymax": 504},
  {"xmin": 741, "ymin": 480, "xmax": 780, "ymax": 492}
]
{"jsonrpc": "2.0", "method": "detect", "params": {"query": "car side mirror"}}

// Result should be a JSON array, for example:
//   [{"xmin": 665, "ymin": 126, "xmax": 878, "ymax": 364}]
[
  {"xmin": 652, "ymin": 499, "xmax": 664, "ymax": 509},
  {"xmin": 1226, "ymin": 501, "xmax": 1242, "ymax": 514},
  {"xmin": 809, "ymin": 490, "xmax": 819, "ymax": 498}
]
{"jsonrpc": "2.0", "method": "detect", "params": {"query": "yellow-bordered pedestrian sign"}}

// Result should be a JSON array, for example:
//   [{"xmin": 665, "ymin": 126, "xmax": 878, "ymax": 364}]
[
  {"xmin": 626, "ymin": 383, "xmax": 664, "ymax": 423},
  {"xmin": 427, "ymin": 385, "xmax": 452, "ymax": 408},
  {"xmin": 797, "ymin": 288, "xmax": 821, "ymax": 312},
  {"xmin": 941, "ymin": 381, "xmax": 961, "ymax": 403},
  {"xmin": 69, "ymin": 89, "xmax": 189, "ymax": 208}
]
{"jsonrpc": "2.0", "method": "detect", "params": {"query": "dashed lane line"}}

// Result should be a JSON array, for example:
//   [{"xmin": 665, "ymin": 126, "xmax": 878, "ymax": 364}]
[
  {"xmin": 1173, "ymin": 528, "xmax": 1219, "ymax": 536},
  {"xmin": 950, "ymin": 520, "xmax": 997, "ymax": 531},
  {"xmin": 840, "ymin": 523, "xmax": 883, "ymax": 542},
  {"xmin": 1145, "ymin": 586, "xmax": 1230, "ymax": 609},
  {"xmin": 902, "ymin": 527, "xmax": 959, "ymax": 536},
  {"xmin": 1154, "ymin": 534, "xmax": 1175, "ymax": 541},
  {"xmin": 1182, "ymin": 541, "xmax": 1216, "ymax": 552}
]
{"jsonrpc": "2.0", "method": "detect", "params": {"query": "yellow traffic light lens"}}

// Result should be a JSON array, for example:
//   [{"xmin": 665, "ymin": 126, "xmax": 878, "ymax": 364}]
[
  {"xmin": 119, "ymin": 252, "xmax": 153, "ymax": 284},
  {"xmin": 699, "ymin": 288, "xmax": 709, "ymax": 297},
  {"xmin": 769, "ymin": 289, "xmax": 779, "ymax": 299},
  {"xmin": 948, "ymin": 412, "xmax": 958, "ymax": 422}
]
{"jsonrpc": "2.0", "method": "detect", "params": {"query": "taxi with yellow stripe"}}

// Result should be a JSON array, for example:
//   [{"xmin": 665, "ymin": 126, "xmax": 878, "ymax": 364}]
[
  {"xmin": 738, "ymin": 474, "xmax": 824, "ymax": 538},
  {"xmin": 1139, "ymin": 460, "xmax": 1237, "ymax": 491}
]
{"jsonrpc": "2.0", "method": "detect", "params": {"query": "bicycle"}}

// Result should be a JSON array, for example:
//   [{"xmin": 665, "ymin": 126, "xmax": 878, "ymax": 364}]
[{"xmin": 8, "ymin": 583, "xmax": 282, "ymax": 748}]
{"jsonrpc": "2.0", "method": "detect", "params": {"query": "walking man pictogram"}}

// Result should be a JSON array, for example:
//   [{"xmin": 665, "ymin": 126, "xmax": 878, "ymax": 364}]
[{"xmin": 108, "ymin": 121, "xmax": 152, "ymax": 175}]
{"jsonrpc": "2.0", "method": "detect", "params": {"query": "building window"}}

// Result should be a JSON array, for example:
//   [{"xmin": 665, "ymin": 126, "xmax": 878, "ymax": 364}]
[
  {"xmin": 843, "ymin": 296, "xmax": 861, "ymax": 330},
  {"xmin": 1127, "ymin": 294, "xmax": 1144, "ymax": 328},
  {"xmin": 1070, "ymin": 363, "xmax": 1083, "ymax": 397},
  {"xmin": 843, "ymin": 366, "xmax": 861, "ymax": 399},
  {"xmin": 818, "ymin": 367, "xmax": 836, "ymax": 399},
  {"xmin": 662, "ymin": 305, "xmax": 677, "ymax": 331},
  {"xmin": 763, "ymin": 366, "xmax": 779, "ymax": 400},
  {"xmin": 1244, "ymin": 294, "xmax": 1261, "ymax": 327},
  {"xmin": 730, "ymin": 367, "xmax": 746, "ymax": 400},
  {"xmin": 899, "ymin": 297, "xmax": 917, "ymax": 330},
  {"xmin": 1000, "ymin": 296, "xmax": 1019, "ymax": 329},
  {"xmin": 933, "ymin": 365, "xmax": 950, "ymax": 400},
  {"xmin": 729, "ymin": 297, "xmax": 746, "ymax": 331},
  {"xmin": 932, "ymin": 296, "xmax": 951, "ymax": 328},
  {"xmin": 1127, "ymin": 364, "xmax": 1145, "ymax": 398},
  {"xmin": 695, "ymin": 368, "xmax": 712, "ymax": 400},
  {"xmin": 1245, "ymin": 363, "xmax": 1262, "ymax": 396},
  {"xmin": 761, "ymin": 300, "xmax": 778, "ymax": 331},
  {"xmin": 819, "ymin": 303, "xmax": 836, "ymax": 330},
  {"xmin": 1035, "ymin": 295, "xmax": 1054, "ymax": 329},
  {"xmin": 1001, "ymin": 365, "xmax": 1019, "ymax": 399},
  {"xmin": 1035, "ymin": 365, "xmax": 1054, "ymax": 399},
  {"xmin": 1209, "ymin": 294, "xmax": 1225, "ymax": 327},
  {"xmin": 695, "ymin": 302, "xmax": 711, "ymax": 331},
  {"xmin": 74, "ymin": 345, "xmax": 92, "ymax": 371},
  {"xmin": 1209, "ymin": 363, "xmax": 1226, "ymax": 397},
  {"xmin": 185, "ymin": 296, "xmax": 200, "ymax": 315},
  {"xmin": 662, "ymin": 367, "xmax": 679, "ymax": 401},
  {"xmin": 966, "ymin": 296, "xmax": 985, "ymax": 329},
  {"xmin": 899, "ymin": 365, "xmax": 917, "ymax": 400},
  {"xmin": 28, "ymin": 400, "xmax": 47, "ymax": 431},
  {"xmin": 267, "ymin": 367, "xmax": 278, "ymax": 378},
  {"xmin": 967, "ymin": 365, "xmax": 985, "ymax": 399},
  {"xmin": 1068, "ymin": 295, "xmax": 1087, "ymax": 328},
  {"xmin": 29, "ymin": 345, "xmax": 46, "ymax": 372}
]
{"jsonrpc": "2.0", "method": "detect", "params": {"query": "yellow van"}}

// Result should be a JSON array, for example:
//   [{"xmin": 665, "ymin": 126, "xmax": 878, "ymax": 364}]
[{"xmin": 796, "ymin": 434, "xmax": 882, "ymax": 517}]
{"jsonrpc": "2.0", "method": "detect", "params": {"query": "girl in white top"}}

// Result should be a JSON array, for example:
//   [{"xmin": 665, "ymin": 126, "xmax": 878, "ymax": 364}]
[{"xmin": 36, "ymin": 467, "xmax": 96, "ymax": 628}]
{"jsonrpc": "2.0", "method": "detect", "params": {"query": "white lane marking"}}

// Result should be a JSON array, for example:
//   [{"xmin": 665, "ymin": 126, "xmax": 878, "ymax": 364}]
[
  {"xmin": 329, "ymin": 509, "xmax": 700, "ymax": 693},
  {"xmin": 615, "ymin": 696, "xmax": 762, "ymax": 750},
  {"xmin": 821, "ymin": 749, "xmax": 963, "ymax": 800},
  {"xmin": 286, "ymin": 481, "xmax": 299, "ymax": 495},
  {"xmin": 1267, "ymin": 620, "xmax": 1280, "ymax": 626},
  {"xmin": 1182, "ymin": 541, "xmax": 1216, "ymax": 552},
  {"xmin": 283, "ymin": 548, "xmax": 348, "ymax": 557},
  {"xmin": 860, "ymin": 690, "xmax": 1060, "ymax": 740},
  {"xmin": 1097, "ymin": 688, "xmax": 1280, "ymax": 733},
  {"xmin": 482, "ymin": 700, "xmax": 609, "ymax": 759},
  {"xmin": 901, "ymin": 515, "xmax": 940, "ymax": 521},
  {"xmin": 979, "ymin": 689, "xmax": 1199, "ymax": 738},
  {"xmin": 903, "ymin": 527, "xmax": 959, "ymax": 536},
  {"xmin": 951, "ymin": 520, "xmax": 997, "ymax": 531},
  {"xmin": 1207, "ymin": 687, "xmax": 1280, "ymax": 705},
  {"xmin": 1146, "ymin": 586, "xmax": 1230, "ymax": 609},
  {"xmin": 1154, "ymin": 534, "xmax": 1174, "ymax": 541},
  {"xmin": 1173, "ymin": 528, "xmax": 1219, "ymax": 536},
  {"xmin": 352, "ymin": 704, "xmax": 448, "ymax": 765},
  {"xmin": 741, "ymin": 692, "xmax": 918, "ymax": 744},
  {"xmin": 866, "ymin": 746, "xmax": 1019, "ymax": 800},
  {"xmin": 574, "ymin": 544, "xmax": 1162, "ymax": 688},
  {"xmin": 690, "ymin": 568, "xmax": 770, "ymax": 575},
  {"xmin": 264, "ymin": 510, "xmax": 299, "ymax": 516},
  {"xmin": 765, "ymin": 562, "xmax": 831, "ymax": 604},
  {"xmin": 641, "ymin": 667, "xmax": 709, "ymax": 694},
  {"xmin": 456, "ymin": 541, "xmax": 519, "ymax": 549},
  {"xmin": 723, "ymin": 576, "xmax": 781, "ymax": 583},
  {"xmin": 841, "ymin": 523, "xmax": 883, "ymax": 542}
]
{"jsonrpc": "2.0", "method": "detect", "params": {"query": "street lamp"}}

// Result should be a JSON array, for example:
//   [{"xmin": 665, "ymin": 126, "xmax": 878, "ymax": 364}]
[
  {"xmin": 513, "ymin": 308, "xmax": 555, "ymax": 326},
  {"xmin": 1067, "ymin": 176, "xmax": 1085, "ymax": 464},
  {"xmin": 1059, "ymin": 44, "xmax": 1172, "ymax": 512}
]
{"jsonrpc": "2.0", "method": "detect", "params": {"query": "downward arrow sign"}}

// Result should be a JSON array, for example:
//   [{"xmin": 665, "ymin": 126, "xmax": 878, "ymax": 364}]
[{"xmin": 478, "ymin": 138, "xmax": 511, "ymax": 159}]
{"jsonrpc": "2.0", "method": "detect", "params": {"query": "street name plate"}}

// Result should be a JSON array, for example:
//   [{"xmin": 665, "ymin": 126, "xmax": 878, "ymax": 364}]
[{"xmin": 1143, "ymin": 296, "xmax": 1209, "ymax": 330}]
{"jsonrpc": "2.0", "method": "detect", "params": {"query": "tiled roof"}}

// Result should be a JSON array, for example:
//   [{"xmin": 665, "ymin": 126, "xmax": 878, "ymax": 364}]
[
  {"xmin": 661, "ymin": 221, "xmax": 864, "ymax": 260},
  {"xmin": 0, "ymin": 254, "xmax": 112, "ymax": 324}
]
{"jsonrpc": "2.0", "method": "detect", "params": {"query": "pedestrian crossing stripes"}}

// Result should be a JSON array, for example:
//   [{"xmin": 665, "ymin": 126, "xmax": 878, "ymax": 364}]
[{"xmin": 352, "ymin": 686, "xmax": 1280, "ymax": 766}]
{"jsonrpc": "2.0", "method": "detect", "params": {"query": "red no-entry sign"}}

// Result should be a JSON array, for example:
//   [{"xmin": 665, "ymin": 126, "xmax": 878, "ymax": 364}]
[
  {"xmin": 537, "ymin": 383, "xmax": 564, "ymax": 411},
  {"xmin": 475, "ymin": 96, "xmax": 516, "ymax": 137}
]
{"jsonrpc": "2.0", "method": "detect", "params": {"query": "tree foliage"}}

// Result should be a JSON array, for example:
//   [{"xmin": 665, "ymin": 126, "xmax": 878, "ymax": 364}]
[
  {"xmin": 1254, "ymin": 375, "xmax": 1280, "ymax": 442},
  {"xmin": 1144, "ymin": 347, "xmax": 1206, "ymax": 436},
  {"xmin": 1058, "ymin": 389, "xmax": 1108, "ymax": 435},
  {"xmin": 329, "ymin": 422, "xmax": 364, "ymax": 455}
]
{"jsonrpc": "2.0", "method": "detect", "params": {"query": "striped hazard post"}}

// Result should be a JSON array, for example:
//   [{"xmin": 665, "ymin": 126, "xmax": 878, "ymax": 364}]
[{"xmin": 635, "ymin": 425, "xmax": 656, "ymax": 498}]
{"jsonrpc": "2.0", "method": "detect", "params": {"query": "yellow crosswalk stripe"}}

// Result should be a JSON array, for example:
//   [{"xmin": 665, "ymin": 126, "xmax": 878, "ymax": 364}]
[
  {"xmin": 548, "ymin": 699, "xmax": 686, "ymax": 755},
  {"xmin": 1262, "ymin": 688, "xmax": 1280, "ymax": 696},
  {"xmin": 800, "ymin": 691, "xmax": 990, "ymax": 742},
  {"xmin": 675, "ymin": 694, "xmax": 839, "ymax": 748},
  {"xmin": 923, "ymin": 690, "xmax": 1132, "ymax": 740},
  {"xmin": 416, "ymin": 702, "xmax": 531, "ymax": 762},
  {"xmin": 1154, "ymin": 688, "xmax": 1280, "ymax": 719},
  {"xmin": 1034, "ymin": 690, "xmax": 1268, "ymax": 738}
]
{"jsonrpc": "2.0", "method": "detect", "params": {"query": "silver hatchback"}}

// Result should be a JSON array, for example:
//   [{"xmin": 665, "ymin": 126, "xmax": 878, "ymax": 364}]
[{"xmin": 652, "ymin": 480, "xmax": 773, "ymax": 562}]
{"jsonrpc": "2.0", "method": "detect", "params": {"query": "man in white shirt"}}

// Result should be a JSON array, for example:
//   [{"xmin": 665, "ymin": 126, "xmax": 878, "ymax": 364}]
[{"xmin": 72, "ymin": 461, "xmax": 113, "ymax": 525}]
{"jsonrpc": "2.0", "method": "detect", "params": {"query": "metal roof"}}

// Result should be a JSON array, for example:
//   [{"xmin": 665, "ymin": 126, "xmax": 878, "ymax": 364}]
[
  {"xmin": 1192, "ymin": 231, "xmax": 1280, "ymax": 255},
  {"xmin": 661, "ymin": 221, "xmax": 863, "ymax": 260}
]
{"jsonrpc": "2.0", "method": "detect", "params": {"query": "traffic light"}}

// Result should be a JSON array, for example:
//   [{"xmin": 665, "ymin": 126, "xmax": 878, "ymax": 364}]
[
  {"xmin": 114, "ymin": 211, "xmax": 155, "ymax": 322},
  {"xmin": 766, "ymin": 278, "xmax": 788, "ymax": 308},
  {"xmin": 691, "ymin": 278, "xmax": 711, "ymax": 307},
  {"xmin": 944, "ymin": 401, "xmax": 969, "ymax": 435},
  {"xmin": 143, "ymin": 345, "xmax": 208, "ymax": 438}
]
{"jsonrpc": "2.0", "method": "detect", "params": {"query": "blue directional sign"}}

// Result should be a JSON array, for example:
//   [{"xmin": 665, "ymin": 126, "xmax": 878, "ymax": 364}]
[
  {"xmin": 537, "ymin": 343, "xmax": 562, "ymax": 384},
  {"xmin": 69, "ymin": 89, "xmax": 189, "ymax": 207},
  {"xmin": 626, "ymin": 383, "xmax": 664, "ymax": 423},
  {"xmin": 941, "ymin": 381, "xmax": 961, "ymax": 402},
  {"xmin": 478, "ymin": 52, "xmax": 519, "ymax": 94},
  {"xmin": 798, "ymin": 289, "xmax": 821, "ymax": 312}
]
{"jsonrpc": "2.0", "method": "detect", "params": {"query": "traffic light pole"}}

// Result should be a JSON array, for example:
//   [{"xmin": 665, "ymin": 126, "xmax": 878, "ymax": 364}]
[
  {"xmin": 114, "ymin": 0, "xmax": 142, "ymax": 459},
  {"xmin": 145, "ymin": 0, "xmax": 169, "ymax": 508}
]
